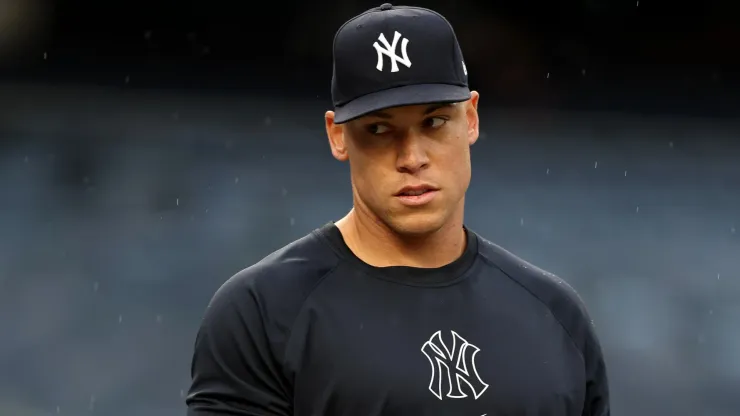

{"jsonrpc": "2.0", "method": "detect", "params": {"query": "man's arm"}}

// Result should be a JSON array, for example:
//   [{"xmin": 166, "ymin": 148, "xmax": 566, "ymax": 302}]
[
  {"xmin": 186, "ymin": 277, "xmax": 291, "ymax": 416},
  {"xmin": 582, "ymin": 319, "xmax": 610, "ymax": 416}
]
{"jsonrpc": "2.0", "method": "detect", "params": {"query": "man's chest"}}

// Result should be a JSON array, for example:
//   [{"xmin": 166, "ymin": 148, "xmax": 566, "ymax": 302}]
[{"xmin": 284, "ymin": 289, "xmax": 587, "ymax": 416}]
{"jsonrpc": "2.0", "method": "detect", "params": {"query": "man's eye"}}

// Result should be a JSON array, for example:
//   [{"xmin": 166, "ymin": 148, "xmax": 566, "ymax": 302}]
[
  {"xmin": 426, "ymin": 117, "xmax": 447, "ymax": 129},
  {"xmin": 367, "ymin": 124, "xmax": 390, "ymax": 135}
]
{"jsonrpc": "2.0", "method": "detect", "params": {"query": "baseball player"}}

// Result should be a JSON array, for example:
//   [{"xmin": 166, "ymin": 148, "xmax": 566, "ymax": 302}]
[{"xmin": 186, "ymin": 4, "xmax": 610, "ymax": 415}]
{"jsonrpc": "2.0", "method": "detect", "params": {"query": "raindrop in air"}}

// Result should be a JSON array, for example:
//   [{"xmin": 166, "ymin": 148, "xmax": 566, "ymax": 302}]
[
  {"xmin": 624, "ymin": 170, "xmax": 628, "ymax": 177},
  {"xmin": 290, "ymin": 217, "xmax": 296, "ymax": 226},
  {"xmin": 594, "ymin": 161, "xmax": 598, "ymax": 168},
  {"xmin": 234, "ymin": 177, "xmax": 239, "ymax": 184},
  {"xmin": 520, "ymin": 218, "xmax": 524, "ymax": 226},
  {"xmin": 636, "ymin": 206, "xmax": 640, "ymax": 213},
  {"xmin": 118, "ymin": 314, "xmax": 123, "ymax": 323},
  {"xmin": 546, "ymin": 168, "xmax": 550, "ymax": 175}
]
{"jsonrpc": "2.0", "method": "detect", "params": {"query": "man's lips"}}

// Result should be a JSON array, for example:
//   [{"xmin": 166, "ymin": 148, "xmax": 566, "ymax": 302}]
[
  {"xmin": 394, "ymin": 186, "xmax": 439, "ymax": 206},
  {"xmin": 395, "ymin": 185, "xmax": 438, "ymax": 196}
]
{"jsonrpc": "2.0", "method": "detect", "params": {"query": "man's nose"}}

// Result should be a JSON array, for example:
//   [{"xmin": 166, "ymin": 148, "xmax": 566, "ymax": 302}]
[{"xmin": 395, "ymin": 132, "xmax": 429, "ymax": 174}]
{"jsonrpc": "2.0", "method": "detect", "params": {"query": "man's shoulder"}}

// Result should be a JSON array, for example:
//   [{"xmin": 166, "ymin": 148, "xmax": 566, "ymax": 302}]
[
  {"xmin": 214, "ymin": 228, "xmax": 341, "ymax": 313},
  {"xmin": 475, "ymin": 233, "xmax": 594, "ymax": 351},
  {"xmin": 476, "ymin": 235, "xmax": 583, "ymax": 308},
  {"xmin": 188, "ymin": 230, "xmax": 342, "ymax": 412}
]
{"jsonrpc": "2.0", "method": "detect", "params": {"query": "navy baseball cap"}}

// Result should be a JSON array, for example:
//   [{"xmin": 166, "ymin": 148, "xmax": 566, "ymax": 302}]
[{"xmin": 331, "ymin": 3, "xmax": 471, "ymax": 124}]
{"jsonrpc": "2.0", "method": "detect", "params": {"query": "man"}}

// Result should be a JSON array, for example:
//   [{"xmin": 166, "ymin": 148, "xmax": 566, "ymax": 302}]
[{"xmin": 186, "ymin": 4, "xmax": 610, "ymax": 416}]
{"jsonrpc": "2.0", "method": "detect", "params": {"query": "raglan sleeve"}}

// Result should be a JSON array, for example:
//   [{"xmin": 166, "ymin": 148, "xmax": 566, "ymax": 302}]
[
  {"xmin": 185, "ymin": 276, "xmax": 292, "ymax": 416},
  {"xmin": 581, "ymin": 311, "xmax": 610, "ymax": 416}
]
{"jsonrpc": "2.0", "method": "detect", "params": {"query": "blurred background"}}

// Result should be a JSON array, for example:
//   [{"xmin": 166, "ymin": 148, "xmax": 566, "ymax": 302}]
[{"xmin": 0, "ymin": 0, "xmax": 738, "ymax": 415}]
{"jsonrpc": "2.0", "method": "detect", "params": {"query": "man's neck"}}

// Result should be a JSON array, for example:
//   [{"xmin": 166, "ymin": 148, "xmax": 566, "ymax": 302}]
[{"xmin": 335, "ymin": 207, "xmax": 467, "ymax": 269}]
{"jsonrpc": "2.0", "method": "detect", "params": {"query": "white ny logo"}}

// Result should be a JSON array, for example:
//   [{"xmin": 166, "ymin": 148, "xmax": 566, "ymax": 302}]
[
  {"xmin": 421, "ymin": 330, "xmax": 489, "ymax": 400},
  {"xmin": 373, "ymin": 31, "xmax": 412, "ymax": 72}
]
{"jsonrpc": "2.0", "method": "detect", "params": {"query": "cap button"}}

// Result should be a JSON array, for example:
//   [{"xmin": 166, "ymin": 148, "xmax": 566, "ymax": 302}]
[{"xmin": 379, "ymin": 3, "xmax": 393, "ymax": 11}]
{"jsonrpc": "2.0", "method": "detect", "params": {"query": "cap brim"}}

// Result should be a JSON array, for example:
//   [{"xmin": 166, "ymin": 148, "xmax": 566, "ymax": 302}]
[{"xmin": 333, "ymin": 84, "xmax": 471, "ymax": 124}]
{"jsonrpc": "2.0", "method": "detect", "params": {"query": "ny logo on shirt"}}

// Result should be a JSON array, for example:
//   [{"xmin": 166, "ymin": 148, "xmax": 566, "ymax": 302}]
[{"xmin": 421, "ymin": 330, "xmax": 489, "ymax": 400}]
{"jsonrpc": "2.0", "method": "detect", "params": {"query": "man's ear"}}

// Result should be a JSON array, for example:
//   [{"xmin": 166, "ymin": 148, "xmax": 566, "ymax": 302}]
[
  {"xmin": 465, "ymin": 91, "xmax": 480, "ymax": 146},
  {"xmin": 325, "ymin": 111, "xmax": 349, "ymax": 161}
]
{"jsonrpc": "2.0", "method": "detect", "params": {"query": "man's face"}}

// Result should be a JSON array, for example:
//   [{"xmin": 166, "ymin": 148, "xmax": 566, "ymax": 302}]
[{"xmin": 326, "ymin": 92, "xmax": 480, "ymax": 236}]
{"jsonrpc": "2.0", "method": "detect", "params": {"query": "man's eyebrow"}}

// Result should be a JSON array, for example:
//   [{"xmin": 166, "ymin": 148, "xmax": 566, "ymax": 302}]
[
  {"xmin": 366, "ymin": 110, "xmax": 393, "ymax": 119},
  {"xmin": 366, "ymin": 103, "xmax": 456, "ymax": 119},
  {"xmin": 423, "ymin": 103, "xmax": 455, "ymax": 115}
]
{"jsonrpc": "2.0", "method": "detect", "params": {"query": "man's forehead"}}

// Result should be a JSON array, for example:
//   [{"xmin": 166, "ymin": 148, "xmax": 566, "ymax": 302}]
[{"xmin": 365, "ymin": 102, "xmax": 458, "ymax": 120}]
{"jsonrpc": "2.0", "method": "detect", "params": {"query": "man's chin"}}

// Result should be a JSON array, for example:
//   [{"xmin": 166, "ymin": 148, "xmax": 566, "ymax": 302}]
[{"xmin": 385, "ymin": 212, "xmax": 447, "ymax": 237}]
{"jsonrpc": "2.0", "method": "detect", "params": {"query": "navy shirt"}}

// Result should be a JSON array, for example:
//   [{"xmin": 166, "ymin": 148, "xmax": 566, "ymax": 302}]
[{"xmin": 186, "ymin": 223, "xmax": 610, "ymax": 415}]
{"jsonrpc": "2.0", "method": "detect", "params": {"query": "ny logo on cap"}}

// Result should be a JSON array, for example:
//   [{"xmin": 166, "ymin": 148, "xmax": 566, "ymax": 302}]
[{"xmin": 373, "ymin": 31, "xmax": 412, "ymax": 73}]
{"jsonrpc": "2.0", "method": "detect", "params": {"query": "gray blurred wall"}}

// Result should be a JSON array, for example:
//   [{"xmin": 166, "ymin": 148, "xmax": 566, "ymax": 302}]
[{"xmin": 0, "ymin": 83, "xmax": 739, "ymax": 416}]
